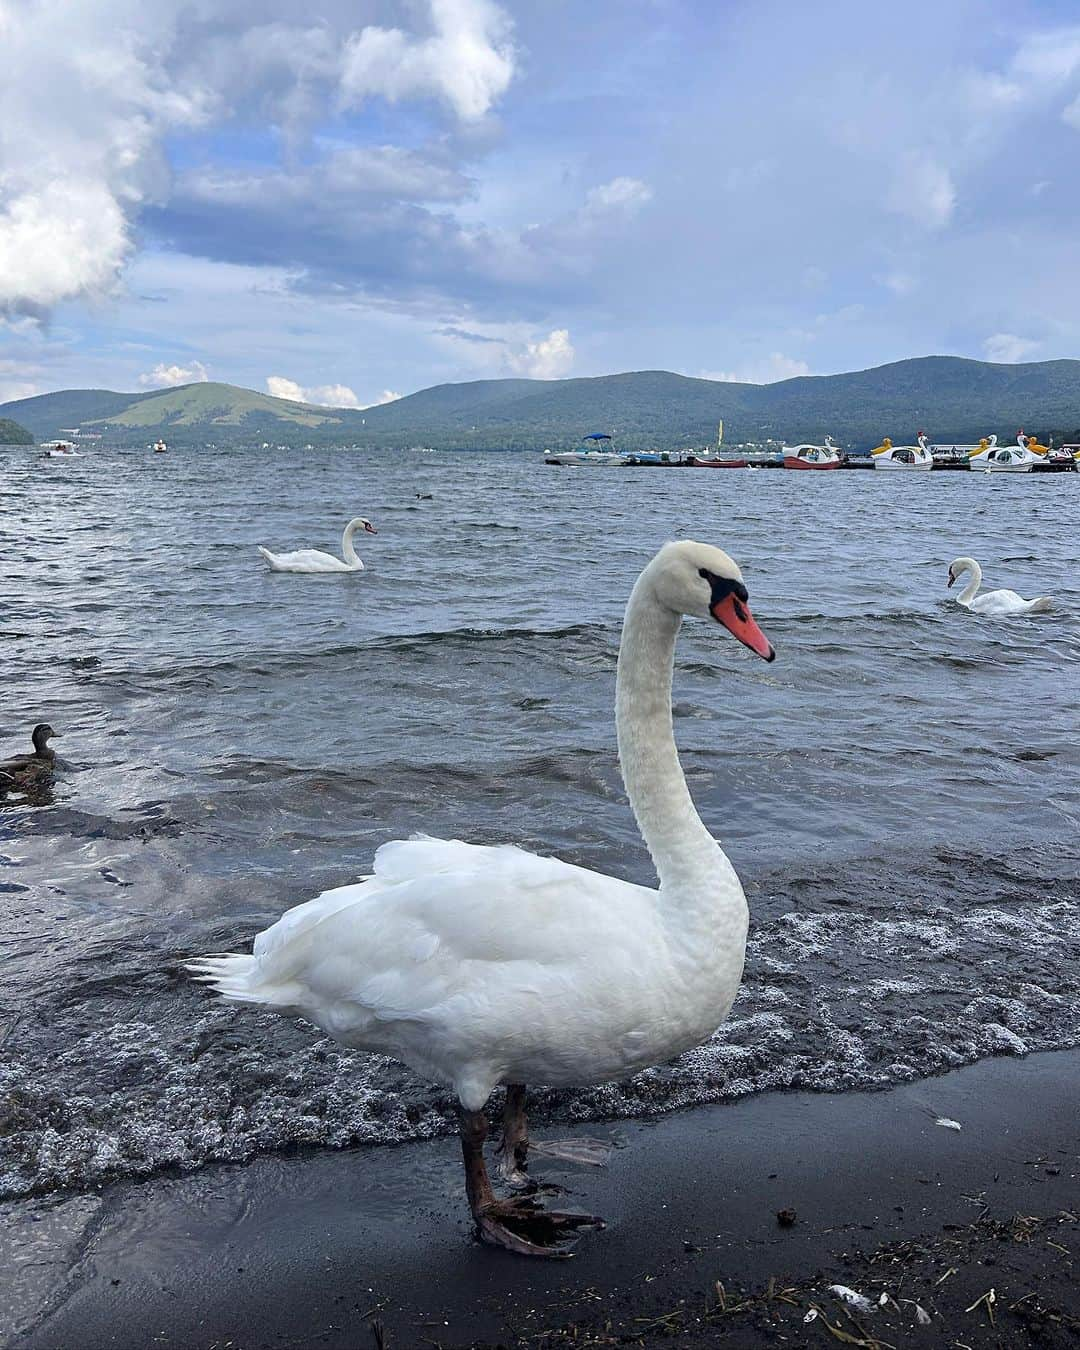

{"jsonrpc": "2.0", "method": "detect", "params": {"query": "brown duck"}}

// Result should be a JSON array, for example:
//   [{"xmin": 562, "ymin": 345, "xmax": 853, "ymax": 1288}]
[{"xmin": 0, "ymin": 724, "xmax": 59, "ymax": 786}]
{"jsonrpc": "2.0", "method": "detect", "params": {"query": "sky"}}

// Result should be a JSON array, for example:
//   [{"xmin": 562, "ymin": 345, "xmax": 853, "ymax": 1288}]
[{"xmin": 3, "ymin": 0, "xmax": 1080, "ymax": 407}]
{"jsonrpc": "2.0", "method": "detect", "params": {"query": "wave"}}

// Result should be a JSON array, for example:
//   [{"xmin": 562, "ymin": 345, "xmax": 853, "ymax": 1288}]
[{"xmin": 1, "ymin": 841, "xmax": 1076, "ymax": 1202}]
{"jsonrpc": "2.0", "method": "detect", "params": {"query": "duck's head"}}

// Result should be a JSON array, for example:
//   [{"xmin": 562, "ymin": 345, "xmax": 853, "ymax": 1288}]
[
  {"xmin": 31, "ymin": 723, "xmax": 58, "ymax": 753},
  {"xmin": 646, "ymin": 541, "xmax": 775, "ymax": 661}
]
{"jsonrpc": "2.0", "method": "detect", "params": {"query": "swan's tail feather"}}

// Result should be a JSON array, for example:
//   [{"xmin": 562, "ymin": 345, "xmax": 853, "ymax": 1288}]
[
  {"xmin": 187, "ymin": 953, "xmax": 272, "ymax": 1004},
  {"xmin": 1030, "ymin": 596, "xmax": 1053, "ymax": 613}
]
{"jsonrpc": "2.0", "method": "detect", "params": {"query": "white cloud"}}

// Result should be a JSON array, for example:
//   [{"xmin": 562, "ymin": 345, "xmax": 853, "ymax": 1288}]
[
  {"xmin": 506, "ymin": 328, "xmax": 574, "ymax": 379},
  {"xmin": 702, "ymin": 353, "xmax": 810, "ymax": 385},
  {"xmin": 139, "ymin": 360, "xmax": 208, "ymax": 388},
  {"xmin": 584, "ymin": 177, "xmax": 652, "ymax": 215},
  {"xmin": 266, "ymin": 377, "xmax": 402, "ymax": 409},
  {"xmin": 1011, "ymin": 28, "xmax": 1080, "ymax": 83},
  {"xmin": 0, "ymin": 1, "xmax": 516, "ymax": 315},
  {"xmin": 0, "ymin": 359, "xmax": 40, "ymax": 404},
  {"xmin": 0, "ymin": 3, "xmax": 210, "ymax": 312},
  {"xmin": 0, "ymin": 179, "xmax": 133, "ymax": 310},
  {"xmin": 878, "ymin": 271, "xmax": 916, "ymax": 296},
  {"xmin": 983, "ymin": 333, "xmax": 1038, "ymax": 363},
  {"xmin": 886, "ymin": 152, "xmax": 956, "ymax": 230},
  {"xmin": 0, "ymin": 381, "xmax": 39, "ymax": 404},
  {"xmin": 340, "ymin": 0, "xmax": 515, "ymax": 122}
]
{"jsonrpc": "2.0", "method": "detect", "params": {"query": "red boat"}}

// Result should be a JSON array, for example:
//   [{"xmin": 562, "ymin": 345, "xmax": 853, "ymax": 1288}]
[
  {"xmin": 782, "ymin": 440, "xmax": 843, "ymax": 469},
  {"xmin": 687, "ymin": 455, "xmax": 747, "ymax": 468}
]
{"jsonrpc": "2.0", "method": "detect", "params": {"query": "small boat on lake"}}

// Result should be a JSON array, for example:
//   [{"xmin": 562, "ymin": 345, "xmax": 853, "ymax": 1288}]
[
  {"xmin": 687, "ymin": 453, "xmax": 748, "ymax": 468},
  {"xmin": 686, "ymin": 419, "xmax": 747, "ymax": 466},
  {"xmin": 153, "ymin": 439, "xmax": 167, "ymax": 454},
  {"xmin": 969, "ymin": 433, "xmax": 1038, "ymax": 473},
  {"xmin": 871, "ymin": 432, "xmax": 934, "ymax": 471},
  {"xmin": 545, "ymin": 433, "xmax": 631, "ymax": 466},
  {"xmin": 626, "ymin": 449, "xmax": 687, "ymax": 466},
  {"xmin": 41, "ymin": 440, "xmax": 80, "ymax": 459},
  {"xmin": 782, "ymin": 436, "xmax": 842, "ymax": 469}
]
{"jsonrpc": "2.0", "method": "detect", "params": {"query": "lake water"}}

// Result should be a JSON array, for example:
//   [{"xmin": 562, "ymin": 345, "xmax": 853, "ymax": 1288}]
[{"xmin": 1, "ymin": 445, "xmax": 1078, "ymax": 1199}]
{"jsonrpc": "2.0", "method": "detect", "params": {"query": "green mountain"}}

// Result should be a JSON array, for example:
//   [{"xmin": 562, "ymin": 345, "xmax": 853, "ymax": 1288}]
[
  {"xmin": 0, "ymin": 382, "xmax": 349, "ymax": 446},
  {"xmin": 4, "ymin": 356, "xmax": 1080, "ymax": 450},
  {"xmin": 103, "ymin": 382, "xmax": 345, "ymax": 430},
  {"xmin": 0, "ymin": 416, "xmax": 33, "ymax": 445}
]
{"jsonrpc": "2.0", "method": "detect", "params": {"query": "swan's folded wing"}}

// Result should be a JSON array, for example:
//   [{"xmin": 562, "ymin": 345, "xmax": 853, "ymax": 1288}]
[
  {"xmin": 372, "ymin": 835, "xmax": 659, "ymax": 962},
  {"xmin": 270, "ymin": 549, "xmax": 344, "ymax": 570},
  {"xmin": 242, "ymin": 835, "xmax": 660, "ymax": 1022}
]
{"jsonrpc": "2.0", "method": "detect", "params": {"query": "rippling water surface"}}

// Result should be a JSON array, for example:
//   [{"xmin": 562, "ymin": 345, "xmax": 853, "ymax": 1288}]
[{"xmin": 1, "ymin": 445, "xmax": 1078, "ymax": 1199}]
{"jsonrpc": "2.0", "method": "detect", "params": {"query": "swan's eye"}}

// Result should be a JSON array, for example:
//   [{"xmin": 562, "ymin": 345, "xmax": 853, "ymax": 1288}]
[{"xmin": 700, "ymin": 569, "xmax": 748, "ymax": 607}]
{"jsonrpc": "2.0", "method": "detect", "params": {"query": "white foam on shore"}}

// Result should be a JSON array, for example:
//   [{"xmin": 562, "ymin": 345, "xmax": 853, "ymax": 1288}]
[{"xmin": 2, "ymin": 850, "xmax": 1077, "ymax": 1202}]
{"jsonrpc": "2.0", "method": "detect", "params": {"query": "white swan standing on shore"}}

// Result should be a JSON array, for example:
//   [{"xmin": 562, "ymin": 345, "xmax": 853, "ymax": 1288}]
[
  {"xmin": 191, "ymin": 540, "xmax": 776, "ymax": 1257},
  {"xmin": 947, "ymin": 557, "xmax": 1053, "ymax": 615},
  {"xmin": 258, "ymin": 517, "xmax": 377, "ymax": 573}
]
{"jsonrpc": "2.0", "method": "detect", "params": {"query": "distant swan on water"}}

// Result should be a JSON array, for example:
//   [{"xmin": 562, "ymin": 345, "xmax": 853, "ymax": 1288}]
[
  {"xmin": 191, "ymin": 540, "xmax": 776, "ymax": 1257},
  {"xmin": 257, "ymin": 517, "xmax": 377, "ymax": 573},
  {"xmin": 947, "ymin": 557, "xmax": 1053, "ymax": 615}
]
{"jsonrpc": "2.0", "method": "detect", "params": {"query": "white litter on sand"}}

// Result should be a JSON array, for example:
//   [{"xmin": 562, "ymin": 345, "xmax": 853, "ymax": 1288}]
[{"xmin": 828, "ymin": 1285, "xmax": 877, "ymax": 1315}]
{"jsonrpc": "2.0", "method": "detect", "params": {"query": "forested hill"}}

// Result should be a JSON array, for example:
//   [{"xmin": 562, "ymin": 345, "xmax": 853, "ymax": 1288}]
[
  {"xmin": 0, "ymin": 416, "xmax": 33, "ymax": 445},
  {"xmin": 4, "ymin": 356, "xmax": 1080, "ymax": 450}
]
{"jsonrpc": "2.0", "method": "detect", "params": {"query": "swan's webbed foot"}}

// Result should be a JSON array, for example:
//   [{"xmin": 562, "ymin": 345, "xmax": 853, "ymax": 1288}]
[
  {"xmin": 496, "ymin": 1084, "xmax": 611, "ymax": 1181},
  {"xmin": 462, "ymin": 1099, "xmax": 604, "ymax": 1258},
  {"xmin": 529, "ymin": 1137, "xmax": 612, "ymax": 1168},
  {"xmin": 477, "ymin": 1194, "xmax": 605, "ymax": 1258}
]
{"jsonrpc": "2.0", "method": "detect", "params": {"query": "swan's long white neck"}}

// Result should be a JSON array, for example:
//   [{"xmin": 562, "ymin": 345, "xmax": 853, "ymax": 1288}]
[
  {"xmin": 341, "ymin": 520, "xmax": 364, "ymax": 567},
  {"xmin": 615, "ymin": 574, "xmax": 742, "ymax": 908},
  {"xmin": 954, "ymin": 558, "xmax": 982, "ymax": 605}
]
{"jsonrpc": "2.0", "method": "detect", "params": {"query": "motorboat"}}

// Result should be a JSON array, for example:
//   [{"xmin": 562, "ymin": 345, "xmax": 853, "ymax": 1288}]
[
  {"xmin": 782, "ymin": 436, "xmax": 843, "ymax": 469},
  {"xmin": 544, "ymin": 433, "xmax": 631, "ymax": 466},
  {"xmin": 871, "ymin": 432, "xmax": 934, "ymax": 470},
  {"xmin": 41, "ymin": 440, "xmax": 80, "ymax": 459},
  {"xmin": 626, "ymin": 449, "xmax": 687, "ymax": 466},
  {"xmin": 687, "ymin": 453, "xmax": 748, "ymax": 468},
  {"xmin": 153, "ymin": 439, "xmax": 167, "ymax": 454}
]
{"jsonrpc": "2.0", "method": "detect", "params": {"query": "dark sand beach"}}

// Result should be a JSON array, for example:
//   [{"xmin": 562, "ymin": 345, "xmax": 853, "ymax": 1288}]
[{"xmin": 5, "ymin": 1049, "xmax": 1076, "ymax": 1349}]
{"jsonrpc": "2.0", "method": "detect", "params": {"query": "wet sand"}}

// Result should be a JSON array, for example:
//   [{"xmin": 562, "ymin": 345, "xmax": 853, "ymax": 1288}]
[{"xmin": 5, "ymin": 1049, "xmax": 1077, "ymax": 1349}]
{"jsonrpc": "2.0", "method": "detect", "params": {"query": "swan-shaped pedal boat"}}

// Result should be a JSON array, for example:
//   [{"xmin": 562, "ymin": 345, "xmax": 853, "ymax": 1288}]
[
  {"xmin": 947, "ymin": 557, "xmax": 1052, "ymax": 615},
  {"xmin": 871, "ymin": 433, "xmax": 934, "ymax": 470},
  {"xmin": 191, "ymin": 540, "xmax": 776, "ymax": 1257},
  {"xmin": 258, "ymin": 517, "xmax": 377, "ymax": 573}
]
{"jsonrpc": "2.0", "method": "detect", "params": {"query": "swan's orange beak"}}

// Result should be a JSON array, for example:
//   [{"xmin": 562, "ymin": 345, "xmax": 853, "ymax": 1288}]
[
  {"xmin": 364, "ymin": 522, "xmax": 378, "ymax": 534},
  {"xmin": 712, "ymin": 594, "xmax": 775, "ymax": 662}
]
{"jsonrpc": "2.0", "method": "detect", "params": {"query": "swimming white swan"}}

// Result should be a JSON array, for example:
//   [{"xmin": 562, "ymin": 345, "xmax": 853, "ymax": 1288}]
[
  {"xmin": 947, "ymin": 557, "xmax": 1052, "ymax": 615},
  {"xmin": 257, "ymin": 517, "xmax": 377, "ymax": 573},
  {"xmin": 191, "ymin": 541, "xmax": 776, "ymax": 1257}
]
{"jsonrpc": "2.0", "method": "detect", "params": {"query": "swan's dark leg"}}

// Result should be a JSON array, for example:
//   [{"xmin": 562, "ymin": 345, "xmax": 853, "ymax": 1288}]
[
  {"xmin": 496, "ymin": 1083, "xmax": 530, "ymax": 1184},
  {"xmin": 497, "ymin": 1084, "xmax": 611, "ymax": 1182},
  {"xmin": 460, "ymin": 1107, "xmax": 604, "ymax": 1258}
]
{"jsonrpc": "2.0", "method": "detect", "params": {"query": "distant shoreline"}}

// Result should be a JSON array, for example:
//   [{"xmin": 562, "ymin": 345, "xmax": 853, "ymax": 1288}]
[{"xmin": 4, "ymin": 354, "xmax": 1080, "ymax": 452}]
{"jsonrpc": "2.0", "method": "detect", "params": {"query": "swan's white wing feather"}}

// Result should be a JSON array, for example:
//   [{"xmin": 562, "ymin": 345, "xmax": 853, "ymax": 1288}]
[
  {"xmin": 260, "ymin": 548, "xmax": 356, "ymax": 573},
  {"xmin": 971, "ymin": 588, "xmax": 1050, "ymax": 615},
  {"xmin": 224, "ymin": 836, "xmax": 665, "ymax": 1048}
]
